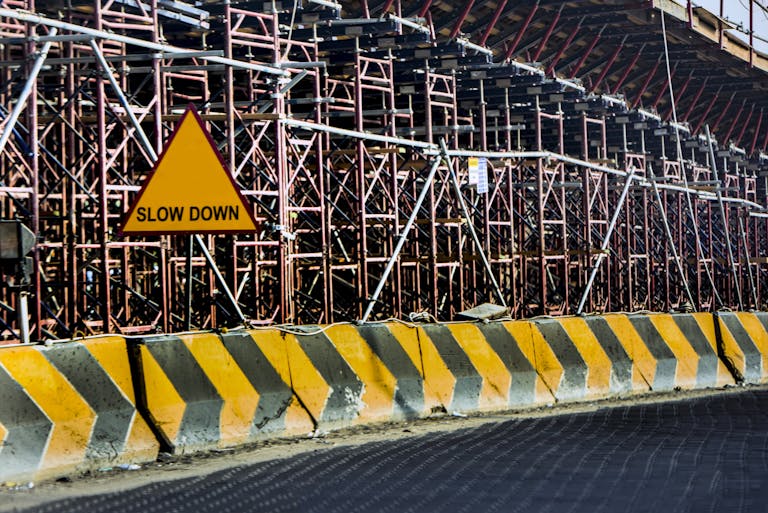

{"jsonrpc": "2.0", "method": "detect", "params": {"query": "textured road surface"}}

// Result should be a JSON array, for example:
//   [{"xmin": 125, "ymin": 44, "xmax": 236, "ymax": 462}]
[{"xmin": 18, "ymin": 389, "xmax": 768, "ymax": 513}]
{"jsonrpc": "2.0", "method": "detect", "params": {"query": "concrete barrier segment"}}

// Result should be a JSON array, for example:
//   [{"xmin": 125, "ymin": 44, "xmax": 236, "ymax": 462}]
[
  {"xmin": 282, "ymin": 326, "xmax": 365, "ymax": 429},
  {"xmin": 671, "ymin": 313, "xmax": 733, "ymax": 388},
  {"xmin": 133, "ymin": 331, "xmax": 314, "ymax": 454},
  {"xmin": 418, "ymin": 324, "xmax": 486, "ymax": 413},
  {"xmin": 528, "ymin": 318, "xmax": 592, "ymax": 401},
  {"xmin": 591, "ymin": 315, "xmax": 655, "ymax": 392},
  {"xmin": 626, "ymin": 313, "xmax": 734, "ymax": 390},
  {"xmin": 0, "ymin": 358, "xmax": 55, "ymax": 482},
  {"xmin": 224, "ymin": 330, "xmax": 314, "ymax": 438},
  {"xmin": 715, "ymin": 312, "xmax": 768, "ymax": 384},
  {"xmin": 416, "ymin": 321, "xmax": 556, "ymax": 412},
  {"xmin": 466, "ymin": 322, "xmax": 555, "ymax": 408},
  {"xmin": 320, "ymin": 324, "xmax": 401, "ymax": 424},
  {"xmin": 0, "ymin": 337, "xmax": 158, "ymax": 483},
  {"xmin": 625, "ymin": 315, "xmax": 685, "ymax": 391},
  {"xmin": 377, "ymin": 322, "xmax": 445, "ymax": 414},
  {"xmin": 285, "ymin": 322, "xmax": 443, "ymax": 428},
  {"xmin": 583, "ymin": 315, "xmax": 647, "ymax": 393},
  {"xmin": 353, "ymin": 323, "xmax": 437, "ymax": 419},
  {"xmin": 502, "ymin": 319, "xmax": 563, "ymax": 402},
  {"xmin": 133, "ymin": 334, "xmax": 223, "ymax": 453},
  {"xmin": 440, "ymin": 323, "xmax": 511, "ymax": 411}
]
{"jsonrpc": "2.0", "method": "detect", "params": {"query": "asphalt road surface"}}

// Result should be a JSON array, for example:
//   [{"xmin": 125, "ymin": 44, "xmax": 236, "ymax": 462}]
[{"xmin": 6, "ymin": 388, "xmax": 768, "ymax": 513}]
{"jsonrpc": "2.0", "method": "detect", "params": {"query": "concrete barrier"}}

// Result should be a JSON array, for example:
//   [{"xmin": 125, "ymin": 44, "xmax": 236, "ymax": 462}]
[
  {"xmin": 132, "ymin": 331, "xmax": 313, "ymax": 454},
  {"xmin": 669, "ymin": 313, "xmax": 734, "ymax": 388},
  {"xmin": 281, "ymin": 326, "xmax": 366, "ymax": 429},
  {"xmin": 583, "ymin": 315, "xmax": 649, "ymax": 392},
  {"xmin": 286, "ymin": 323, "xmax": 439, "ymax": 429},
  {"xmin": 489, "ymin": 313, "xmax": 731, "ymax": 403},
  {"xmin": 418, "ymin": 321, "xmax": 556, "ymax": 412},
  {"xmin": 350, "ymin": 323, "xmax": 441, "ymax": 419},
  {"xmin": 477, "ymin": 321, "xmax": 555, "ymax": 407},
  {"xmin": 715, "ymin": 312, "xmax": 768, "ymax": 384},
  {"xmin": 529, "ymin": 316, "xmax": 631, "ymax": 401},
  {"xmin": 625, "ymin": 313, "xmax": 733, "ymax": 390},
  {"xmin": 0, "ymin": 337, "xmax": 158, "ymax": 482}
]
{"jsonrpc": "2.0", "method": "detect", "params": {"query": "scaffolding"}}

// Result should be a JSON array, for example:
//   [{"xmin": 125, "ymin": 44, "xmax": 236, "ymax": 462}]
[{"xmin": 2, "ymin": 0, "xmax": 768, "ymax": 341}]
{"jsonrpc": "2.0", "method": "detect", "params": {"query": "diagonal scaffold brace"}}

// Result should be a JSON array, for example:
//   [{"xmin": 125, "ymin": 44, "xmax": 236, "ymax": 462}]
[{"xmin": 361, "ymin": 139, "xmax": 507, "ymax": 323}]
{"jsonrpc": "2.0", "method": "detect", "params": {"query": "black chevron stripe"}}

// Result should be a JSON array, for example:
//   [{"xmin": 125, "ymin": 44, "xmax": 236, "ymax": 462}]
[
  {"xmin": 219, "ymin": 331, "xmax": 295, "ymax": 434},
  {"xmin": 584, "ymin": 317, "xmax": 634, "ymax": 393},
  {"xmin": 142, "ymin": 336, "xmax": 223, "ymax": 451},
  {"xmin": 672, "ymin": 315, "xmax": 718, "ymax": 387},
  {"xmin": 476, "ymin": 323, "xmax": 539, "ymax": 406},
  {"xmin": 291, "ymin": 327, "xmax": 364, "ymax": 425},
  {"xmin": 420, "ymin": 324, "xmax": 483, "ymax": 412},
  {"xmin": 719, "ymin": 313, "xmax": 761, "ymax": 382},
  {"xmin": 533, "ymin": 319, "xmax": 588, "ymax": 401},
  {"xmin": 356, "ymin": 324, "xmax": 426, "ymax": 419},
  {"xmin": 43, "ymin": 343, "xmax": 133, "ymax": 461},
  {"xmin": 628, "ymin": 316, "xmax": 678, "ymax": 391},
  {"xmin": 0, "ymin": 363, "xmax": 52, "ymax": 479}
]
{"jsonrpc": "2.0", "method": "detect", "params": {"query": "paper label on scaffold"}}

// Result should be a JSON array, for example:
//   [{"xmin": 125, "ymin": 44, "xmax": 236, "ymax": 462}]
[
  {"xmin": 477, "ymin": 157, "xmax": 488, "ymax": 194},
  {"xmin": 468, "ymin": 157, "xmax": 480, "ymax": 185},
  {"xmin": 119, "ymin": 104, "xmax": 258, "ymax": 236}
]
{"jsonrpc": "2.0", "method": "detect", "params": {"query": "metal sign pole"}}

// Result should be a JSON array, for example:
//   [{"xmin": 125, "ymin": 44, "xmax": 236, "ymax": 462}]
[
  {"xmin": 18, "ymin": 291, "xmax": 29, "ymax": 344},
  {"xmin": 186, "ymin": 235, "xmax": 194, "ymax": 330},
  {"xmin": 195, "ymin": 234, "xmax": 247, "ymax": 323}
]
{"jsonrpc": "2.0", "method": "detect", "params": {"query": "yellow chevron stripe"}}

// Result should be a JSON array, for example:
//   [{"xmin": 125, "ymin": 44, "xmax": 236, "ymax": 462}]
[
  {"xmin": 505, "ymin": 320, "xmax": 562, "ymax": 400},
  {"xmin": 85, "ymin": 336, "xmax": 137, "ymax": 403},
  {"xmin": 123, "ymin": 413, "xmax": 159, "ymax": 461},
  {"xmin": 182, "ymin": 333, "xmax": 258, "ymax": 447},
  {"xmin": 325, "ymin": 325, "xmax": 397, "ymax": 422},
  {"xmin": 648, "ymin": 314, "xmax": 698, "ymax": 388},
  {"xmin": 247, "ymin": 330, "xmax": 291, "ymax": 383},
  {"xmin": 735, "ymin": 313, "xmax": 768, "ymax": 379},
  {"xmin": 282, "ymin": 332, "xmax": 330, "ymax": 423},
  {"xmin": 601, "ymin": 315, "xmax": 654, "ymax": 391},
  {"xmin": 0, "ymin": 348, "xmax": 95, "ymax": 474},
  {"xmin": 283, "ymin": 398, "xmax": 315, "ymax": 435},
  {"xmin": 85, "ymin": 337, "xmax": 158, "ymax": 459},
  {"xmin": 0, "ymin": 420, "xmax": 7, "ymax": 448},
  {"xmin": 557, "ymin": 317, "xmax": 612, "ymax": 395},
  {"xmin": 445, "ymin": 324, "xmax": 511, "ymax": 409},
  {"xmin": 385, "ymin": 324, "xmax": 425, "ymax": 375},
  {"xmin": 248, "ymin": 329, "xmax": 291, "ymax": 385},
  {"xmin": 386, "ymin": 323, "xmax": 443, "ymax": 411},
  {"xmin": 415, "ymin": 326, "xmax": 457, "ymax": 410},
  {"xmin": 140, "ymin": 345, "xmax": 184, "ymax": 444},
  {"xmin": 690, "ymin": 313, "xmax": 735, "ymax": 387},
  {"xmin": 244, "ymin": 330, "xmax": 314, "ymax": 435}
]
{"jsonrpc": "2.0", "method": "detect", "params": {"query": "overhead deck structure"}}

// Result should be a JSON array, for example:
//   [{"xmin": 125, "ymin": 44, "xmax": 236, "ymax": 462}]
[{"xmin": 1, "ymin": 0, "xmax": 768, "ymax": 341}]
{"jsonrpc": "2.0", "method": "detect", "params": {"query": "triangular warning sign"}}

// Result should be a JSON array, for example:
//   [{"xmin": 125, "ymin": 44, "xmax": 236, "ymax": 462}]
[{"xmin": 119, "ymin": 104, "xmax": 258, "ymax": 236}]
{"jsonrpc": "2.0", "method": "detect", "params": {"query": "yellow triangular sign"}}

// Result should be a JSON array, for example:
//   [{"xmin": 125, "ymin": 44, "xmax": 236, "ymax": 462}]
[{"xmin": 119, "ymin": 104, "xmax": 258, "ymax": 236}]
